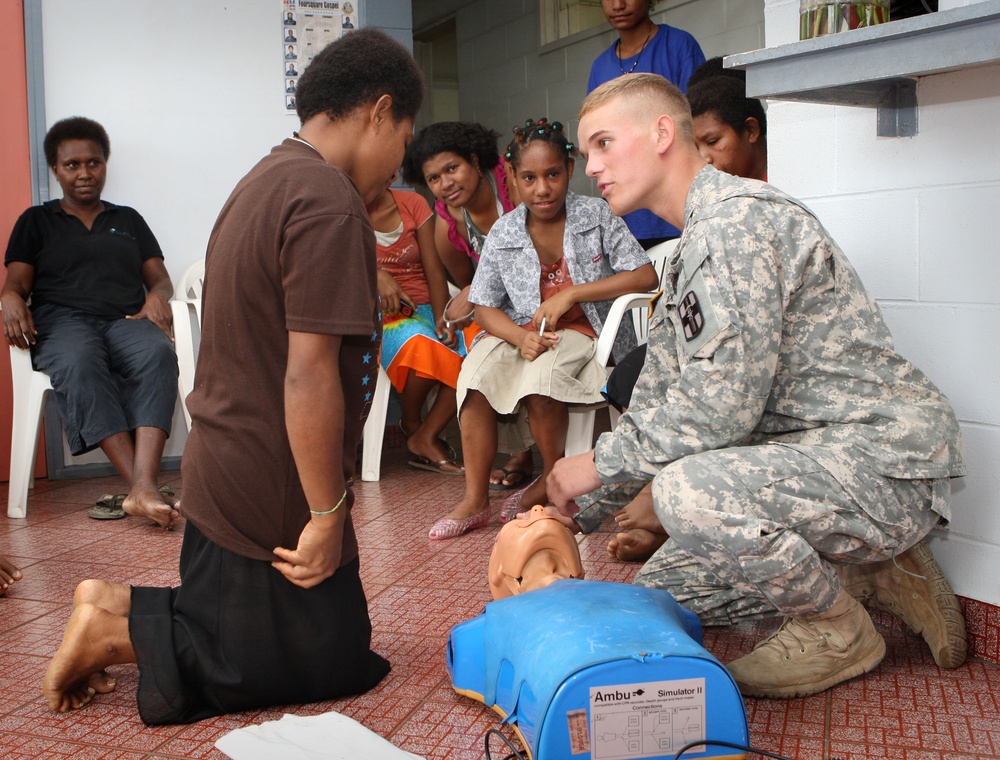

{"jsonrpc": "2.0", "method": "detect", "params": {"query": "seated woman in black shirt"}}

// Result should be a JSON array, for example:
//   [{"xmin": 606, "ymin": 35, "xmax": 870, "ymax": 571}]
[{"xmin": 1, "ymin": 117, "xmax": 179, "ymax": 528}]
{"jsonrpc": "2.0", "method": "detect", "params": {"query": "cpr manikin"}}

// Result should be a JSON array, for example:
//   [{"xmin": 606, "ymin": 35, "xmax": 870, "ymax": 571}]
[{"xmin": 488, "ymin": 505, "xmax": 585, "ymax": 599}]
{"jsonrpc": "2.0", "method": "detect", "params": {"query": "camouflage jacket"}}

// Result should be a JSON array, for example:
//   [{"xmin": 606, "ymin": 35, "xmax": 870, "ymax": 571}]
[{"xmin": 595, "ymin": 167, "xmax": 966, "ymax": 497}]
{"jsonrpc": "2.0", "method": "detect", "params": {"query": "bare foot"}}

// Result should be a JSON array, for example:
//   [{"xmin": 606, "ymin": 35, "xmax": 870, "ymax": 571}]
[
  {"xmin": 613, "ymin": 484, "xmax": 664, "ymax": 534},
  {"xmin": 87, "ymin": 670, "xmax": 118, "ymax": 694},
  {"xmin": 73, "ymin": 579, "xmax": 131, "ymax": 617},
  {"xmin": 123, "ymin": 485, "xmax": 180, "ymax": 529},
  {"xmin": 1, "ymin": 556, "xmax": 23, "ymax": 596},
  {"xmin": 44, "ymin": 603, "xmax": 133, "ymax": 712},
  {"xmin": 608, "ymin": 528, "xmax": 668, "ymax": 562},
  {"xmin": 490, "ymin": 450, "xmax": 533, "ymax": 487},
  {"xmin": 68, "ymin": 581, "xmax": 126, "ymax": 698}
]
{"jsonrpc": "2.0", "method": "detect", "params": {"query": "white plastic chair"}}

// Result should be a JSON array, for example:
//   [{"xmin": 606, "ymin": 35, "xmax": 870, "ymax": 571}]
[
  {"xmin": 169, "ymin": 260, "xmax": 205, "ymax": 431},
  {"xmin": 7, "ymin": 345, "xmax": 53, "ymax": 518},
  {"xmin": 563, "ymin": 239, "xmax": 679, "ymax": 453},
  {"xmin": 360, "ymin": 367, "xmax": 393, "ymax": 481},
  {"xmin": 360, "ymin": 282, "xmax": 464, "ymax": 482}
]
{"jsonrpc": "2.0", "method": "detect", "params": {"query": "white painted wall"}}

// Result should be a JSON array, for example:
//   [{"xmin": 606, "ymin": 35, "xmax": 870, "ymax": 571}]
[
  {"xmin": 37, "ymin": 0, "xmax": 411, "ymax": 467},
  {"xmin": 763, "ymin": 0, "xmax": 1000, "ymax": 605}
]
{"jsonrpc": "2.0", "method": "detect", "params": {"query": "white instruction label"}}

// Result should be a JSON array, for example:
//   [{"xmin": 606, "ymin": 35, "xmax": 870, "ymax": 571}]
[{"xmin": 589, "ymin": 678, "xmax": 706, "ymax": 759}]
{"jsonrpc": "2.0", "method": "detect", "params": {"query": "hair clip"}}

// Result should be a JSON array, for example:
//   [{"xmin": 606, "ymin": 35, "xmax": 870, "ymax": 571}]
[
  {"xmin": 552, "ymin": 121, "xmax": 563, "ymax": 132},
  {"xmin": 565, "ymin": 143, "xmax": 574, "ymax": 151}
]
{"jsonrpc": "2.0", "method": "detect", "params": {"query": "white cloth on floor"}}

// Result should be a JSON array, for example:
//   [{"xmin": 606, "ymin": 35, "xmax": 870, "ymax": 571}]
[{"xmin": 215, "ymin": 712, "xmax": 425, "ymax": 760}]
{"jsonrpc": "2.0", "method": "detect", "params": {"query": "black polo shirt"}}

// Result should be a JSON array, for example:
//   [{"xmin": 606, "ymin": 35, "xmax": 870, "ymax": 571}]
[{"xmin": 4, "ymin": 200, "xmax": 163, "ymax": 318}]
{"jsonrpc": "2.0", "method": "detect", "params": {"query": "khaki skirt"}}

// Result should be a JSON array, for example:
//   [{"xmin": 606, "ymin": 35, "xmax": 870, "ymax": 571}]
[{"xmin": 457, "ymin": 329, "xmax": 606, "ymax": 452}]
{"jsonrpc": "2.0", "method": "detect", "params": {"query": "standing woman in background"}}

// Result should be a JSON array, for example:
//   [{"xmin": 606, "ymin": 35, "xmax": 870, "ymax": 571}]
[
  {"xmin": 588, "ymin": 0, "xmax": 705, "ymax": 248},
  {"xmin": 402, "ymin": 122, "xmax": 536, "ymax": 492}
]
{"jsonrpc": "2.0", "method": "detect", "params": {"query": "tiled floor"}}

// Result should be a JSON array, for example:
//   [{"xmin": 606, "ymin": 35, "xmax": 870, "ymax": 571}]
[{"xmin": 1, "ymin": 430, "xmax": 999, "ymax": 759}]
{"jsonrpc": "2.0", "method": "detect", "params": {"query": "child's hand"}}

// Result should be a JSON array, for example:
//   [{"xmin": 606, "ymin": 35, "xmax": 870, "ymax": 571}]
[
  {"xmin": 377, "ymin": 270, "xmax": 415, "ymax": 315},
  {"xmin": 443, "ymin": 286, "xmax": 475, "ymax": 330},
  {"xmin": 436, "ymin": 316, "xmax": 459, "ymax": 349},
  {"xmin": 532, "ymin": 290, "xmax": 575, "ymax": 333},
  {"xmin": 519, "ymin": 328, "xmax": 557, "ymax": 361}
]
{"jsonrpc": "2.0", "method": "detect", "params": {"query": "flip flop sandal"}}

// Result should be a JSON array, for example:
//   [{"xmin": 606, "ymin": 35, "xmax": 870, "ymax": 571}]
[
  {"xmin": 489, "ymin": 467, "xmax": 534, "ymax": 491},
  {"xmin": 407, "ymin": 456, "xmax": 465, "ymax": 476},
  {"xmin": 89, "ymin": 493, "xmax": 126, "ymax": 520},
  {"xmin": 399, "ymin": 421, "xmax": 458, "ymax": 462}
]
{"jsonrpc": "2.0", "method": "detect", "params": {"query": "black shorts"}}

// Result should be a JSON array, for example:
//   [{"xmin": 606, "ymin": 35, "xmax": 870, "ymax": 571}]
[
  {"xmin": 603, "ymin": 344, "xmax": 647, "ymax": 413},
  {"xmin": 129, "ymin": 521, "xmax": 390, "ymax": 725}
]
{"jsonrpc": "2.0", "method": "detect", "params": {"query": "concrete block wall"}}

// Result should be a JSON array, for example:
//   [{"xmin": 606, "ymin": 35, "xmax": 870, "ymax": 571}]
[
  {"xmin": 414, "ymin": 0, "xmax": 764, "ymax": 196},
  {"xmin": 764, "ymin": 0, "xmax": 1000, "ymax": 605}
]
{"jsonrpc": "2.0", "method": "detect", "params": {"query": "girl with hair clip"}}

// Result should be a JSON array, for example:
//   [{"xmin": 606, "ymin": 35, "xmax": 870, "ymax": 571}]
[{"xmin": 428, "ymin": 118, "xmax": 658, "ymax": 539}]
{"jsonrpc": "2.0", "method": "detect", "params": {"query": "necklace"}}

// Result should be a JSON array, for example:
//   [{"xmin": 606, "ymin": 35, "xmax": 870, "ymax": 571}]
[
  {"xmin": 291, "ymin": 132, "xmax": 321, "ymax": 156},
  {"xmin": 616, "ymin": 22, "xmax": 655, "ymax": 75}
]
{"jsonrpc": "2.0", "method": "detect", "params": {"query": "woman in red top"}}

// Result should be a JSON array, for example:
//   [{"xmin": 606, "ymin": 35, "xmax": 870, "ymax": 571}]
[{"xmin": 367, "ymin": 177, "xmax": 471, "ymax": 473}]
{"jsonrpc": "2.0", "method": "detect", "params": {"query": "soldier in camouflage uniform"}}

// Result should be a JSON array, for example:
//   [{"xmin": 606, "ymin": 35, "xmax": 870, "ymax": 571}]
[{"xmin": 546, "ymin": 73, "xmax": 968, "ymax": 699}]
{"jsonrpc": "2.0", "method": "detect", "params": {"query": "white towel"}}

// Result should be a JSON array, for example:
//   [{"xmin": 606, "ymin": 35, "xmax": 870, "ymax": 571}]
[{"xmin": 215, "ymin": 711, "xmax": 425, "ymax": 760}]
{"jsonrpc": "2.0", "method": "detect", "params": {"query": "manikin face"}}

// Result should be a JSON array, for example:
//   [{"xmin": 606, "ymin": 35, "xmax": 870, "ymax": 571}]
[
  {"xmin": 488, "ymin": 505, "xmax": 585, "ymax": 600},
  {"xmin": 510, "ymin": 141, "xmax": 574, "ymax": 224},
  {"xmin": 421, "ymin": 151, "xmax": 482, "ymax": 209},
  {"xmin": 52, "ymin": 139, "xmax": 107, "ymax": 206},
  {"xmin": 578, "ymin": 102, "xmax": 656, "ymax": 218},
  {"xmin": 693, "ymin": 111, "xmax": 763, "ymax": 180},
  {"xmin": 602, "ymin": 0, "xmax": 653, "ymax": 31}
]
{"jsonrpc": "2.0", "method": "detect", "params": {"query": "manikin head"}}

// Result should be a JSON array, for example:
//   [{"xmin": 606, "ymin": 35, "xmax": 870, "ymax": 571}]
[{"xmin": 488, "ymin": 505, "xmax": 585, "ymax": 600}]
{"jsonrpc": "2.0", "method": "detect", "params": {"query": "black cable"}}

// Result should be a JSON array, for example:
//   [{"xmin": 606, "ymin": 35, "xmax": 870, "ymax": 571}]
[
  {"xmin": 673, "ymin": 738, "xmax": 794, "ymax": 760},
  {"xmin": 484, "ymin": 727, "xmax": 527, "ymax": 760}
]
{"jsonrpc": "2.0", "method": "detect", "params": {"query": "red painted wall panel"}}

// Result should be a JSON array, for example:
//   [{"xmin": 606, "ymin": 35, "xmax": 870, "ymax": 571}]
[{"xmin": 1, "ymin": 0, "xmax": 42, "ymax": 482}]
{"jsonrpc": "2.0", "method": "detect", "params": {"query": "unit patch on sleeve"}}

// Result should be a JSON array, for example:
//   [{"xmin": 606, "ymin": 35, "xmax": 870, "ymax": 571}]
[
  {"xmin": 678, "ymin": 290, "xmax": 703, "ymax": 340},
  {"xmin": 672, "ymin": 266, "xmax": 733, "ymax": 359}
]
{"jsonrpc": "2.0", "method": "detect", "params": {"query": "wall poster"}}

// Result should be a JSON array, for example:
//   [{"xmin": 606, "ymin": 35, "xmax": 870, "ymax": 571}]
[{"xmin": 280, "ymin": 0, "xmax": 360, "ymax": 112}]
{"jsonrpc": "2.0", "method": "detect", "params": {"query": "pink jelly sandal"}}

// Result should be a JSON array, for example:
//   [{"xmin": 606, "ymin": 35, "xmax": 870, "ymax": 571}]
[
  {"xmin": 498, "ymin": 475, "xmax": 544, "ymax": 524},
  {"xmin": 428, "ymin": 506, "xmax": 491, "ymax": 540}
]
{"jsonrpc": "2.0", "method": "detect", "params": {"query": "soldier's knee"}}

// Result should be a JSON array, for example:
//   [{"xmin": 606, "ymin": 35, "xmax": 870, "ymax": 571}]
[{"xmin": 651, "ymin": 455, "xmax": 731, "ymax": 532}]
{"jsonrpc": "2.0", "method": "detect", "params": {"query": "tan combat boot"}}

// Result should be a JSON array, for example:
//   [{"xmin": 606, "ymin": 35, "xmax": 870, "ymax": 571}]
[
  {"xmin": 726, "ymin": 592, "xmax": 885, "ymax": 699},
  {"xmin": 839, "ymin": 540, "xmax": 967, "ymax": 669}
]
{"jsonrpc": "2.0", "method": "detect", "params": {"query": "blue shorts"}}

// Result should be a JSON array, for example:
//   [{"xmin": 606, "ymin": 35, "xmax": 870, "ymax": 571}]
[{"xmin": 30, "ymin": 304, "xmax": 178, "ymax": 455}]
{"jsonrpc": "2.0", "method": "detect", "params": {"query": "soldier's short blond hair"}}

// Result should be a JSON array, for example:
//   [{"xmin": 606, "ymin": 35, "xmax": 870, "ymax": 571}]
[{"xmin": 579, "ymin": 73, "xmax": 694, "ymax": 144}]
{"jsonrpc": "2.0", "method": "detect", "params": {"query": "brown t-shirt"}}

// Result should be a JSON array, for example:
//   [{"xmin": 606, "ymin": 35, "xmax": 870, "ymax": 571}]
[{"xmin": 181, "ymin": 138, "xmax": 380, "ymax": 563}]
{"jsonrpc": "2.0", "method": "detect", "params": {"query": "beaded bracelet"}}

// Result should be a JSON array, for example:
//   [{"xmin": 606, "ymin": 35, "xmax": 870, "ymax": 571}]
[{"xmin": 310, "ymin": 489, "xmax": 347, "ymax": 516}]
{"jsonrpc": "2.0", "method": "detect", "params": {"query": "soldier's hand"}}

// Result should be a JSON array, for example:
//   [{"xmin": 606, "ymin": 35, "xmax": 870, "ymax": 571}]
[{"xmin": 548, "ymin": 451, "xmax": 602, "ymax": 513}]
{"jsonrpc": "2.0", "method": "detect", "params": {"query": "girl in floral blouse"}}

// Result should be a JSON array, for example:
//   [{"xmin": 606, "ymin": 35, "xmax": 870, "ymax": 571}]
[{"xmin": 428, "ymin": 118, "xmax": 657, "ymax": 539}]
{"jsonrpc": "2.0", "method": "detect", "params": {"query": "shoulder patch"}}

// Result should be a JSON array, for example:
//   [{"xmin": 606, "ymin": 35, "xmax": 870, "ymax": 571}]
[
  {"xmin": 672, "ymin": 267, "xmax": 733, "ymax": 358},
  {"xmin": 678, "ymin": 290, "xmax": 703, "ymax": 340}
]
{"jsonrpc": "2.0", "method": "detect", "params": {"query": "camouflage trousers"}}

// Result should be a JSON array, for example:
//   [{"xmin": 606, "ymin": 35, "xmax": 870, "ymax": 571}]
[{"xmin": 633, "ymin": 442, "xmax": 947, "ymax": 627}]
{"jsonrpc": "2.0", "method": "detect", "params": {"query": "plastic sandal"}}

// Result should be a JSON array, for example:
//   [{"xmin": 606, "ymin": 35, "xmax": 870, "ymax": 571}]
[{"xmin": 428, "ymin": 506, "xmax": 491, "ymax": 540}]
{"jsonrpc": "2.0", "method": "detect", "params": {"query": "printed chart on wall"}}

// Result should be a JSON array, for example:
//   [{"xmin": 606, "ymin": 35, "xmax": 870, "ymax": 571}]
[{"xmin": 280, "ymin": 0, "xmax": 360, "ymax": 112}]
